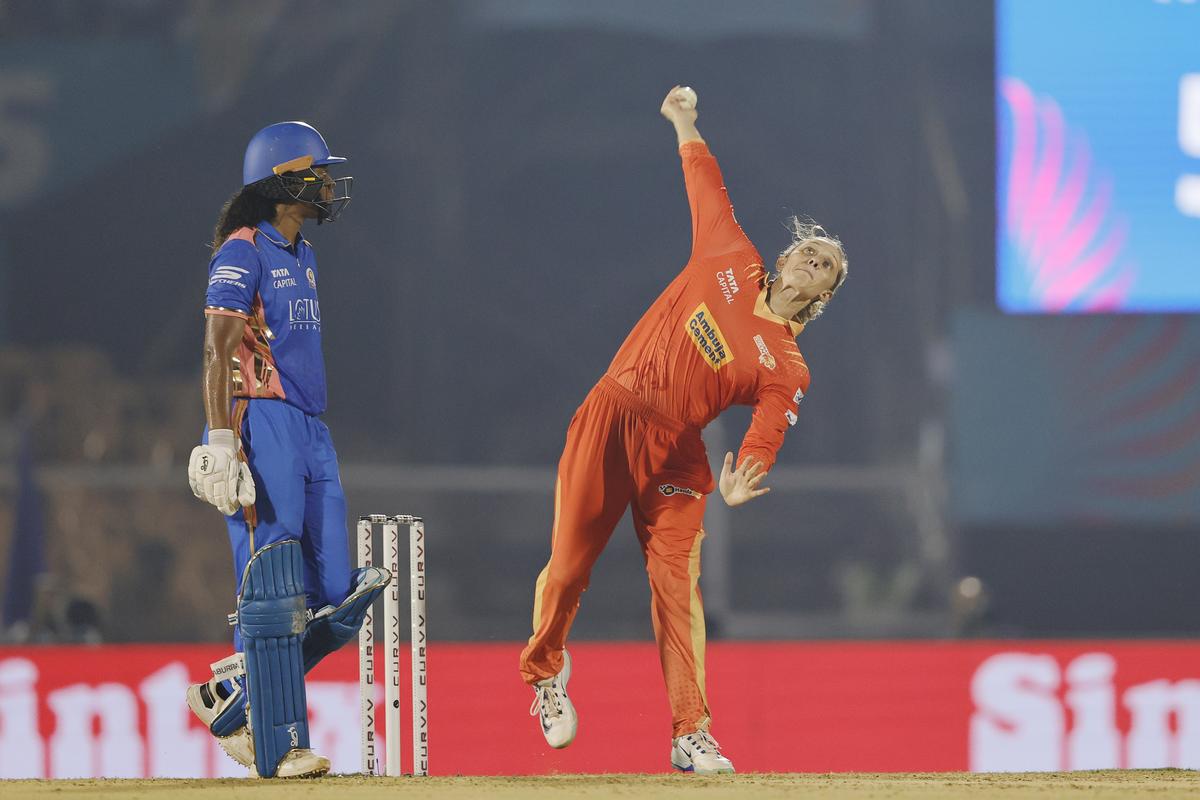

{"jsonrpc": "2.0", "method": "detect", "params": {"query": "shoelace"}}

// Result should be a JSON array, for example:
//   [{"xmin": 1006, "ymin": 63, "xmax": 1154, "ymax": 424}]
[
  {"xmin": 529, "ymin": 681, "xmax": 563, "ymax": 720},
  {"xmin": 684, "ymin": 730, "xmax": 723, "ymax": 755}
]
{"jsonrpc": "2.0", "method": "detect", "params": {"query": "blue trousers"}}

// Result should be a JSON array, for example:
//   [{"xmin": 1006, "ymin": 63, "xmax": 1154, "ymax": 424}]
[{"xmin": 210, "ymin": 399, "xmax": 352, "ymax": 648}]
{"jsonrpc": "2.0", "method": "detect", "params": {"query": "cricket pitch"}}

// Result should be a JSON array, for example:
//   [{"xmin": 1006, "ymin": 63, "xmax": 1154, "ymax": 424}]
[{"xmin": 4, "ymin": 771, "xmax": 1199, "ymax": 799}]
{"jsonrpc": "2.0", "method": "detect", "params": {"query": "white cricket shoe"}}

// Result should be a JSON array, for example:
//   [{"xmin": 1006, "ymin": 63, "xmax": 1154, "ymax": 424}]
[
  {"xmin": 671, "ymin": 729, "xmax": 735, "ymax": 774},
  {"xmin": 529, "ymin": 649, "xmax": 578, "ymax": 748},
  {"xmin": 275, "ymin": 747, "xmax": 331, "ymax": 779},
  {"xmin": 186, "ymin": 677, "xmax": 254, "ymax": 769}
]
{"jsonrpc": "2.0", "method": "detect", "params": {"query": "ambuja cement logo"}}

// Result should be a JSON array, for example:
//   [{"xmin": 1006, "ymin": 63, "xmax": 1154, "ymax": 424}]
[
  {"xmin": 0, "ymin": 659, "xmax": 361, "ymax": 778},
  {"xmin": 970, "ymin": 652, "xmax": 1200, "ymax": 771}
]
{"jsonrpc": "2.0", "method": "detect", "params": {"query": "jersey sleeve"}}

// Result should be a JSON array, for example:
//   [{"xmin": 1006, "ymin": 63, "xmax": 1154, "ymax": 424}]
[
  {"xmin": 679, "ymin": 140, "xmax": 752, "ymax": 259},
  {"xmin": 204, "ymin": 239, "xmax": 261, "ymax": 316},
  {"xmin": 736, "ymin": 374, "xmax": 810, "ymax": 472}
]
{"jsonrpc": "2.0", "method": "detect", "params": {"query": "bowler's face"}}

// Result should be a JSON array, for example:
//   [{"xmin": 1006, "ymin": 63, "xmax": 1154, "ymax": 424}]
[{"xmin": 775, "ymin": 238, "xmax": 842, "ymax": 300}]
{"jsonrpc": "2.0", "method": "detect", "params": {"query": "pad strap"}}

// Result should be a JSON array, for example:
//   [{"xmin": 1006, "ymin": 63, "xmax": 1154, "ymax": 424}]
[{"xmin": 210, "ymin": 653, "xmax": 245, "ymax": 680}]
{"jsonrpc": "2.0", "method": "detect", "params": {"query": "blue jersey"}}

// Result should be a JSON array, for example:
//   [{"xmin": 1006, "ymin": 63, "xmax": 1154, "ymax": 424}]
[{"xmin": 204, "ymin": 222, "xmax": 327, "ymax": 415}]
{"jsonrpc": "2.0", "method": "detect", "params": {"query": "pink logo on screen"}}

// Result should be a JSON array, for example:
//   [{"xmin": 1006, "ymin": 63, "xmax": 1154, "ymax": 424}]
[
  {"xmin": 1001, "ymin": 78, "xmax": 1138, "ymax": 311},
  {"xmin": 970, "ymin": 652, "xmax": 1200, "ymax": 770}
]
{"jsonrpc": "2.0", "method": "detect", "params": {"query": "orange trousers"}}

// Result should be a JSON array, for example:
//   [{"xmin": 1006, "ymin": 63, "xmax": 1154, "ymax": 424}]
[{"xmin": 519, "ymin": 376, "xmax": 716, "ymax": 737}]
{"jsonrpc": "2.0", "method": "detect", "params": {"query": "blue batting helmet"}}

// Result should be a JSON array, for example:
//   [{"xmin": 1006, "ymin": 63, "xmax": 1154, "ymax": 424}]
[{"xmin": 243, "ymin": 121, "xmax": 346, "ymax": 186}]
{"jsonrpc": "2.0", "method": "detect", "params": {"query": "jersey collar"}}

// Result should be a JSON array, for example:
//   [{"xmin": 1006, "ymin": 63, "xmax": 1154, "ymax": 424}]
[
  {"xmin": 754, "ymin": 286, "xmax": 805, "ymax": 337},
  {"xmin": 255, "ymin": 222, "xmax": 309, "ymax": 252}
]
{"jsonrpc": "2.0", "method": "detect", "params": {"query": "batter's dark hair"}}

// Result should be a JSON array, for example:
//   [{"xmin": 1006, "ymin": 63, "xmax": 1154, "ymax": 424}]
[{"xmin": 210, "ymin": 186, "xmax": 279, "ymax": 255}]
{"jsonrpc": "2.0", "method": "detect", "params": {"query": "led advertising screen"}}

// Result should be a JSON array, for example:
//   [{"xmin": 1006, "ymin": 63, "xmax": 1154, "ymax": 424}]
[{"xmin": 997, "ymin": 0, "xmax": 1200, "ymax": 313}]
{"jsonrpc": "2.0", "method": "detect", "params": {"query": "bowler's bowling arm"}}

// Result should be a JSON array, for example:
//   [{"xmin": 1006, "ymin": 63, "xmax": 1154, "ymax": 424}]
[{"xmin": 660, "ymin": 85, "xmax": 703, "ymax": 146}]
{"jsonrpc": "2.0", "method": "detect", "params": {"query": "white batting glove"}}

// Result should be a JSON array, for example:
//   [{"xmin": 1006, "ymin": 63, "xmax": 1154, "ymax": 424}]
[{"xmin": 188, "ymin": 429, "xmax": 255, "ymax": 516}]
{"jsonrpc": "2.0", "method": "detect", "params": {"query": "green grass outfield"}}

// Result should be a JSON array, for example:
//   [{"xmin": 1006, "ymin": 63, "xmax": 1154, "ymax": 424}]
[{"xmin": 4, "ymin": 771, "xmax": 1200, "ymax": 799}]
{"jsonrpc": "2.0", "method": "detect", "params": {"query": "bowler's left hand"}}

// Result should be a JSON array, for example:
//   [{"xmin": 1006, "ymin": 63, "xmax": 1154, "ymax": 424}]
[{"xmin": 718, "ymin": 452, "xmax": 770, "ymax": 507}]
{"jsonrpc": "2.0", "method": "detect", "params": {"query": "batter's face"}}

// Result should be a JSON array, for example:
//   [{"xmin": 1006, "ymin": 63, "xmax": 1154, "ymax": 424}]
[
  {"xmin": 313, "ymin": 166, "xmax": 335, "ymax": 201},
  {"xmin": 283, "ymin": 167, "xmax": 332, "ymax": 221},
  {"xmin": 774, "ymin": 238, "xmax": 843, "ymax": 302},
  {"xmin": 307, "ymin": 167, "xmax": 335, "ymax": 214}
]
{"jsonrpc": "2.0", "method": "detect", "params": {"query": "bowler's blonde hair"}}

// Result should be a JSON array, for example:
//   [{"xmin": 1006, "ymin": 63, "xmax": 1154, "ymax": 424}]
[{"xmin": 773, "ymin": 216, "xmax": 848, "ymax": 326}]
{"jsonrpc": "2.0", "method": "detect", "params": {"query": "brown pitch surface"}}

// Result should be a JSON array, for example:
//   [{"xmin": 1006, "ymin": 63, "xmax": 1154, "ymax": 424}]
[{"xmin": 4, "ymin": 771, "xmax": 1200, "ymax": 799}]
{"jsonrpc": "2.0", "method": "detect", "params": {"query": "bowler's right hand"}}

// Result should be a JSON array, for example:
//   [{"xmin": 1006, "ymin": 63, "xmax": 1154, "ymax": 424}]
[
  {"xmin": 660, "ymin": 85, "xmax": 699, "ymax": 126},
  {"xmin": 188, "ymin": 429, "xmax": 256, "ymax": 516}
]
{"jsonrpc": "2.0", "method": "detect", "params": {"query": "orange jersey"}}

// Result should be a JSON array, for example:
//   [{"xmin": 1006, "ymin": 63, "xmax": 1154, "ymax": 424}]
[{"xmin": 604, "ymin": 140, "xmax": 810, "ymax": 472}]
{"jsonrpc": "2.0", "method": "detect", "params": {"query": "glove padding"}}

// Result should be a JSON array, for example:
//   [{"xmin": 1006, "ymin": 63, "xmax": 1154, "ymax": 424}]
[{"xmin": 188, "ymin": 429, "xmax": 256, "ymax": 516}]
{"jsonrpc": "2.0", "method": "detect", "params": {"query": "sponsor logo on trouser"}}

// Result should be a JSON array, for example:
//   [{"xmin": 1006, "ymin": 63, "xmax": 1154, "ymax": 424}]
[{"xmin": 659, "ymin": 483, "xmax": 702, "ymax": 499}]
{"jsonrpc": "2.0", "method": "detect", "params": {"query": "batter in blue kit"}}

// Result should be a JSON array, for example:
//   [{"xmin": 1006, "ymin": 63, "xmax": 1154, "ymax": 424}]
[
  {"xmin": 206, "ymin": 222, "xmax": 349, "ymax": 610},
  {"xmin": 184, "ymin": 121, "xmax": 389, "ymax": 779}
]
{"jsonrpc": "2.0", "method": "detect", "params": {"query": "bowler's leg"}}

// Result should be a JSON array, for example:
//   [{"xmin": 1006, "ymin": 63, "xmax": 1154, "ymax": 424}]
[
  {"xmin": 631, "ymin": 426, "xmax": 716, "ymax": 738},
  {"xmin": 631, "ymin": 499, "xmax": 711, "ymax": 738},
  {"xmin": 519, "ymin": 391, "xmax": 635, "ymax": 684}
]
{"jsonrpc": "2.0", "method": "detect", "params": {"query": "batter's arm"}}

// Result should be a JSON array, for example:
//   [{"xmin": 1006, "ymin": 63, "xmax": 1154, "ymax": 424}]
[
  {"xmin": 188, "ymin": 310, "xmax": 255, "ymax": 515},
  {"xmin": 201, "ymin": 312, "xmax": 245, "ymax": 431}
]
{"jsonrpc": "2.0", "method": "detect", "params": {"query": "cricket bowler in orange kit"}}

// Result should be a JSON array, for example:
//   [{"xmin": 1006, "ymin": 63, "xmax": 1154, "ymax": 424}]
[{"xmin": 520, "ymin": 86, "xmax": 849, "ymax": 774}]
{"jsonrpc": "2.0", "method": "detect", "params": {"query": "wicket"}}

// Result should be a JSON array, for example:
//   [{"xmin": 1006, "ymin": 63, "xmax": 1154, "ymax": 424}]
[{"xmin": 357, "ymin": 514, "xmax": 428, "ymax": 777}]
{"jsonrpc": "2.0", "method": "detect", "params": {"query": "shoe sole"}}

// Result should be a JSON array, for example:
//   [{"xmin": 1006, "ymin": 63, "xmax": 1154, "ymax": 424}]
[
  {"xmin": 187, "ymin": 684, "xmax": 255, "ymax": 770},
  {"xmin": 277, "ymin": 764, "xmax": 331, "ymax": 779},
  {"xmin": 672, "ymin": 763, "xmax": 735, "ymax": 775},
  {"xmin": 542, "ymin": 651, "xmax": 577, "ymax": 749},
  {"xmin": 546, "ymin": 695, "xmax": 577, "ymax": 749},
  {"xmin": 276, "ymin": 752, "xmax": 332, "ymax": 779},
  {"xmin": 216, "ymin": 731, "xmax": 255, "ymax": 770},
  {"xmin": 671, "ymin": 748, "xmax": 734, "ymax": 774},
  {"xmin": 185, "ymin": 684, "xmax": 214, "ymax": 727}
]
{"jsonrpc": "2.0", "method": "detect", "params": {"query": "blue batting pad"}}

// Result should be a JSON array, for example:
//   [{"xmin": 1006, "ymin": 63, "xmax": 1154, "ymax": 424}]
[
  {"xmin": 208, "ymin": 676, "xmax": 246, "ymax": 737},
  {"xmin": 302, "ymin": 566, "xmax": 390, "ymax": 671},
  {"xmin": 238, "ymin": 539, "xmax": 309, "ymax": 777},
  {"xmin": 210, "ymin": 566, "xmax": 390, "ymax": 739}
]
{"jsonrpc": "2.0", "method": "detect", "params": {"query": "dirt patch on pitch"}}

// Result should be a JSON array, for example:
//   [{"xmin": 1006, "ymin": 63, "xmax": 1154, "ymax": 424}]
[{"xmin": 5, "ymin": 771, "xmax": 1200, "ymax": 799}]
